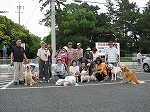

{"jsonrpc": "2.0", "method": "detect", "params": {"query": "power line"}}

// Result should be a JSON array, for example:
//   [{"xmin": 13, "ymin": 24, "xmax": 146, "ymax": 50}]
[{"xmin": 25, "ymin": 2, "xmax": 39, "ymax": 25}]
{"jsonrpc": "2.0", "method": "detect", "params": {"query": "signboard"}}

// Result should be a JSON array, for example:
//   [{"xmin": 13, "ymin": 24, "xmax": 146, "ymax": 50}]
[
  {"xmin": 2, "ymin": 45, "xmax": 7, "ymax": 51},
  {"xmin": 21, "ymin": 43, "xmax": 25, "ymax": 50},
  {"xmin": 95, "ymin": 42, "xmax": 120, "ymax": 57}
]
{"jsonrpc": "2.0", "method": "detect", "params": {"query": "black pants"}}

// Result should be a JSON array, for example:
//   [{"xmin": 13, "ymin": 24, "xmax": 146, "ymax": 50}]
[
  {"xmin": 95, "ymin": 73, "xmax": 106, "ymax": 81},
  {"xmin": 48, "ymin": 62, "xmax": 52, "ymax": 78},
  {"xmin": 39, "ymin": 60, "xmax": 49, "ymax": 81}
]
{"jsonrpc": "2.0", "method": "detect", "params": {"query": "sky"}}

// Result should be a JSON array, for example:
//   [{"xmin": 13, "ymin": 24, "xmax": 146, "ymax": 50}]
[{"xmin": 0, "ymin": 0, "xmax": 149, "ymax": 38}]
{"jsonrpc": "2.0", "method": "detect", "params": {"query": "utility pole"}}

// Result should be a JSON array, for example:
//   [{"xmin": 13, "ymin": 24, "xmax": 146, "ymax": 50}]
[
  {"xmin": 51, "ymin": 0, "xmax": 56, "ymax": 64},
  {"xmin": 16, "ymin": 2, "xmax": 24, "ymax": 25}
]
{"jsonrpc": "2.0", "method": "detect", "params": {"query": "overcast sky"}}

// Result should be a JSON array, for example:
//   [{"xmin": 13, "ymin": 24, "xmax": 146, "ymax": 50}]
[{"xmin": 0, "ymin": 0, "xmax": 149, "ymax": 38}]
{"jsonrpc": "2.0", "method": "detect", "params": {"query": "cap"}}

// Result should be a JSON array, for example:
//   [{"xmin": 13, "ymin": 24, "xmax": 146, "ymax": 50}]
[
  {"xmin": 77, "ymin": 43, "xmax": 81, "ymax": 46},
  {"xmin": 108, "ymin": 41, "xmax": 113, "ymax": 45},
  {"xmin": 68, "ymin": 42, "xmax": 72, "ymax": 45},
  {"xmin": 57, "ymin": 57, "xmax": 62, "ymax": 61},
  {"xmin": 63, "ymin": 46, "xmax": 68, "ymax": 51},
  {"xmin": 40, "ymin": 41, "xmax": 45, "ymax": 44},
  {"xmin": 86, "ymin": 47, "xmax": 91, "ymax": 51}
]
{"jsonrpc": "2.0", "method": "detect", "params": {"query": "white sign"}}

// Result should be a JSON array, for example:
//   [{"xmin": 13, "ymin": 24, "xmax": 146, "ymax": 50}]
[
  {"xmin": 21, "ymin": 43, "xmax": 25, "ymax": 50},
  {"xmin": 95, "ymin": 42, "xmax": 120, "ymax": 56}
]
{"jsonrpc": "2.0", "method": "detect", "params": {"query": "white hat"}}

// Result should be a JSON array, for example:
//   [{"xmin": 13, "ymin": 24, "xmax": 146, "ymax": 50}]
[
  {"xmin": 63, "ymin": 46, "xmax": 68, "ymax": 51},
  {"xmin": 77, "ymin": 43, "xmax": 81, "ymax": 46},
  {"xmin": 40, "ymin": 41, "xmax": 45, "ymax": 44},
  {"xmin": 57, "ymin": 58, "xmax": 62, "ymax": 61},
  {"xmin": 86, "ymin": 47, "xmax": 91, "ymax": 51}
]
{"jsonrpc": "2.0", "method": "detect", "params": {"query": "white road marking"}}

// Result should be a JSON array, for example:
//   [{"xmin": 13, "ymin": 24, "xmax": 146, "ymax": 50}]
[
  {"xmin": 1, "ymin": 80, "xmax": 150, "ymax": 90},
  {"xmin": 1, "ymin": 80, "xmax": 14, "ymax": 89}
]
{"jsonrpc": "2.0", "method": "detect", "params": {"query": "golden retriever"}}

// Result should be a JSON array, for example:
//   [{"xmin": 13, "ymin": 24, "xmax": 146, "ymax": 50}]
[
  {"xmin": 24, "ymin": 64, "xmax": 37, "ymax": 86},
  {"xmin": 120, "ymin": 64, "xmax": 145, "ymax": 84}
]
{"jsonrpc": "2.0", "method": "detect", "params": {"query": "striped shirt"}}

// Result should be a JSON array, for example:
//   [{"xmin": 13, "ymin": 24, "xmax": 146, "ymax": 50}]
[
  {"xmin": 67, "ymin": 48, "xmax": 76, "ymax": 61},
  {"xmin": 105, "ymin": 47, "xmax": 118, "ymax": 63}
]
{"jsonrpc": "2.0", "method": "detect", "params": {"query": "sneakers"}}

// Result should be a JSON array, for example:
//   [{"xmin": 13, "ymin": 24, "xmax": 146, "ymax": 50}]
[
  {"xmin": 19, "ymin": 80, "xmax": 24, "ymax": 85},
  {"xmin": 39, "ymin": 80, "xmax": 43, "ymax": 83},
  {"xmin": 45, "ymin": 80, "xmax": 50, "ymax": 83},
  {"xmin": 14, "ymin": 82, "xmax": 18, "ymax": 85}
]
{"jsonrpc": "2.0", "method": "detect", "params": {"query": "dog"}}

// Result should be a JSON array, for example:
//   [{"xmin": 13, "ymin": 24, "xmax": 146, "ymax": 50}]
[
  {"xmin": 108, "ymin": 64, "xmax": 122, "ymax": 81},
  {"xmin": 24, "ymin": 64, "xmax": 37, "ymax": 86},
  {"xmin": 120, "ymin": 64, "xmax": 145, "ymax": 84},
  {"xmin": 80, "ymin": 70, "xmax": 90, "ymax": 82},
  {"xmin": 90, "ymin": 74, "xmax": 97, "ymax": 81}
]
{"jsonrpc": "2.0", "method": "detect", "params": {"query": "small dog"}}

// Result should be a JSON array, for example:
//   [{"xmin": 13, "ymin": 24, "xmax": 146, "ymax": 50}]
[
  {"xmin": 80, "ymin": 70, "xmax": 90, "ymax": 82},
  {"xmin": 120, "ymin": 64, "xmax": 145, "ymax": 84},
  {"xmin": 90, "ymin": 74, "xmax": 97, "ymax": 81},
  {"xmin": 108, "ymin": 64, "xmax": 122, "ymax": 81},
  {"xmin": 24, "ymin": 64, "xmax": 37, "ymax": 86}
]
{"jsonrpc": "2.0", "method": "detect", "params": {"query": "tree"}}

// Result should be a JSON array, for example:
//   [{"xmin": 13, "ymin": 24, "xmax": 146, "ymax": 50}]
[
  {"xmin": 0, "ymin": 15, "xmax": 41, "ymax": 58},
  {"xmin": 137, "ymin": 1, "xmax": 150, "ymax": 53},
  {"xmin": 106, "ymin": 0, "xmax": 141, "ymax": 55}
]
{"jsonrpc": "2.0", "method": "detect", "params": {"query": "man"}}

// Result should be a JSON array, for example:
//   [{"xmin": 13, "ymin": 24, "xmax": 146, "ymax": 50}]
[
  {"xmin": 76, "ymin": 43, "xmax": 83, "ymax": 67},
  {"xmin": 37, "ymin": 41, "xmax": 50, "ymax": 83},
  {"xmin": 105, "ymin": 41, "xmax": 118, "ymax": 78},
  {"xmin": 105, "ymin": 41, "xmax": 118, "ymax": 66},
  {"xmin": 10, "ymin": 39, "xmax": 28, "ymax": 85},
  {"xmin": 47, "ymin": 42, "xmax": 53, "ymax": 80},
  {"xmin": 67, "ymin": 42, "xmax": 77, "ymax": 71}
]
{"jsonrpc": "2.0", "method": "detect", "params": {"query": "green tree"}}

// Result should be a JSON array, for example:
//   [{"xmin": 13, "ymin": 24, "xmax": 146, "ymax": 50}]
[{"xmin": 0, "ymin": 15, "xmax": 41, "ymax": 58}]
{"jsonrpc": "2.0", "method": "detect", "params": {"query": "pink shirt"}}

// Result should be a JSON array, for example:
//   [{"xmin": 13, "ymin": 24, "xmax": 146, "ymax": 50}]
[{"xmin": 67, "ymin": 48, "xmax": 76, "ymax": 61}]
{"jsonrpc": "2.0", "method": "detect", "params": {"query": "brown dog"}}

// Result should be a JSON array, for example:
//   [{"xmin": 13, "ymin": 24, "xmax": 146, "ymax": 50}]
[
  {"xmin": 24, "ymin": 64, "xmax": 37, "ymax": 86},
  {"xmin": 120, "ymin": 64, "xmax": 145, "ymax": 84}
]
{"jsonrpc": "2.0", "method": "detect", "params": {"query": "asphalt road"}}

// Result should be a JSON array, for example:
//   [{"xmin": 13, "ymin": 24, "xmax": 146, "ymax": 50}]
[{"xmin": 0, "ymin": 71, "xmax": 150, "ymax": 112}]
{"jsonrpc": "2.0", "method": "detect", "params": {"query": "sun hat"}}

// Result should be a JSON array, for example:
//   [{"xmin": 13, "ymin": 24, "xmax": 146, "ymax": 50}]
[
  {"xmin": 77, "ymin": 43, "xmax": 81, "ymax": 46},
  {"xmin": 63, "ymin": 46, "xmax": 68, "ymax": 51},
  {"xmin": 68, "ymin": 42, "xmax": 72, "ymax": 45},
  {"xmin": 40, "ymin": 41, "xmax": 45, "ymax": 44},
  {"xmin": 86, "ymin": 47, "xmax": 91, "ymax": 51}
]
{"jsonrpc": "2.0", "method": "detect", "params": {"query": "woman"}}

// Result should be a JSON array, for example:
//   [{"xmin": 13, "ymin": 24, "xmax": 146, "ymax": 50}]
[
  {"xmin": 69, "ymin": 60, "xmax": 80, "ymax": 77},
  {"xmin": 94, "ymin": 57, "xmax": 107, "ymax": 82},
  {"xmin": 83, "ymin": 47, "xmax": 93, "ymax": 75},
  {"xmin": 54, "ymin": 58, "xmax": 67, "ymax": 81},
  {"xmin": 92, "ymin": 47, "xmax": 99, "ymax": 61}
]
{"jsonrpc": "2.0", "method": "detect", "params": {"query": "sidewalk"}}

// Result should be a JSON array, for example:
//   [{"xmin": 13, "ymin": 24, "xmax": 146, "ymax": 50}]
[{"xmin": 0, "ymin": 62, "xmax": 143, "ymax": 77}]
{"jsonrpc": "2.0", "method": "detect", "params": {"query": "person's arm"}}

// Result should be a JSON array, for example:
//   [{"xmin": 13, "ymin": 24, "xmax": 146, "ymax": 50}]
[
  {"xmin": 10, "ymin": 52, "xmax": 13, "ymax": 65},
  {"xmin": 23, "ymin": 53, "xmax": 28, "ymax": 63},
  {"xmin": 105, "ymin": 54, "xmax": 108, "ymax": 63}
]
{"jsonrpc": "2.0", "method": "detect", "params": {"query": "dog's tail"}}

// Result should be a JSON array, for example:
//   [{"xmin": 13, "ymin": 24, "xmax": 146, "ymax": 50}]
[{"xmin": 138, "ymin": 80, "xmax": 145, "ymax": 84}]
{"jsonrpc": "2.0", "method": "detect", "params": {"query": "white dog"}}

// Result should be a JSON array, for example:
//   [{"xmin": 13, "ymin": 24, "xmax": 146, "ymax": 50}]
[
  {"xmin": 80, "ymin": 70, "xmax": 90, "ymax": 83},
  {"xmin": 90, "ymin": 74, "xmax": 97, "ymax": 81},
  {"xmin": 24, "ymin": 64, "xmax": 37, "ymax": 86},
  {"xmin": 108, "ymin": 64, "xmax": 122, "ymax": 81}
]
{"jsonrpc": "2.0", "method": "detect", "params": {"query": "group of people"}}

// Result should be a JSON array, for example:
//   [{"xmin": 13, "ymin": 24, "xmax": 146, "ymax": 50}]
[{"xmin": 10, "ymin": 39, "xmax": 119, "ymax": 85}]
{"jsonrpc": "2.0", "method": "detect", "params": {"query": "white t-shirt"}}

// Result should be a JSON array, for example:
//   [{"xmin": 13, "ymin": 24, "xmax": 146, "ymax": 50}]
[
  {"xmin": 69, "ymin": 66, "xmax": 79, "ymax": 74},
  {"xmin": 92, "ymin": 52, "xmax": 99, "ymax": 61},
  {"xmin": 105, "ymin": 47, "xmax": 118, "ymax": 63}
]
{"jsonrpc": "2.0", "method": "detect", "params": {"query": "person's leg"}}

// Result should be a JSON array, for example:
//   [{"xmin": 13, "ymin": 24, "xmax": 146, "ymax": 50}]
[
  {"xmin": 19, "ymin": 62, "xmax": 24, "ymax": 81},
  {"xmin": 95, "ymin": 73, "xmax": 103, "ymax": 81},
  {"xmin": 48, "ymin": 62, "xmax": 52, "ymax": 79},
  {"xmin": 44, "ymin": 61, "xmax": 49, "ymax": 82},
  {"xmin": 14, "ymin": 62, "xmax": 19, "ymax": 84},
  {"xmin": 39, "ymin": 60, "xmax": 44, "ymax": 82}
]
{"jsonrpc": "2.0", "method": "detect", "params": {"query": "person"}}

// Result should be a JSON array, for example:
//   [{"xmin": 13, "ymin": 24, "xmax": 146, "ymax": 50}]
[
  {"xmin": 105, "ymin": 41, "xmax": 118, "ymax": 67},
  {"xmin": 37, "ymin": 41, "xmax": 50, "ymax": 83},
  {"xmin": 137, "ymin": 50, "xmax": 142, "ymax": 65},
  {"xmin": 54, "ymin": 58, "xmax": 67, "ymax": 81},
  {"xmin": 83, "ymin": 47, "xmax": 93, "ymax": 75},
  {"xmin": 10, "ymin": 39, "xmax": 28, "ymax": 85},
  {"xmin": 69, "ymin": 60, "xmax": 80, "ymax": 77},
  {"xmin": 47, "ymin": 42, "xmax": 53, "ymax": 80},
  {"xmin": 67, "ymin": 42, "xmax": 77, "ymax": 71},
  {"xmin": 94, "ymin": 57, "xmax": 108, "ymax": 82},
  {"xmin": 56, "ymin": 46, "xmax": 68, "ymax": 70},
  {"xmin": 79, "ymin": 61, "xmax": 89, "ymax": 82},
  {"xmin": 76, "ymin": 43, "xmax": 83, "ymax": 67},
  {"xmin": 91, "ymin": 47, "xmax": 99, "ymax": 61}
]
